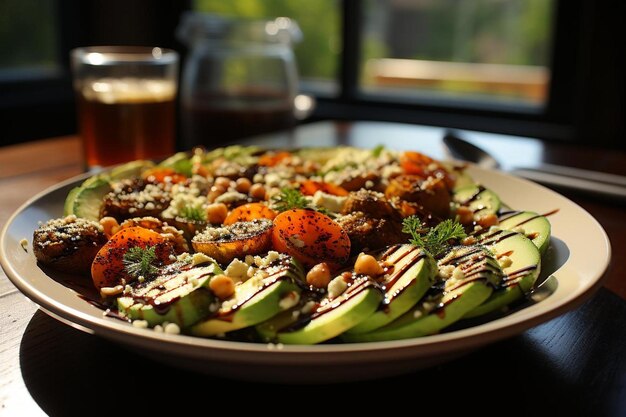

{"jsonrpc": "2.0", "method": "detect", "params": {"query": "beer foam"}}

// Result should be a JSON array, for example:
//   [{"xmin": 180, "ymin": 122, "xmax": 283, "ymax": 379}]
[{"xmin": 81, "ymin": 77, "xmax": 176, "ymax": 103}]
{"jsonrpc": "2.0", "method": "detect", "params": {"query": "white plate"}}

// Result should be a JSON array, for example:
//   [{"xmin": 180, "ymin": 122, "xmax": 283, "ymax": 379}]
[{"xmin": 0, "ymin": 165, "xmax": 611, "ymax": 383}]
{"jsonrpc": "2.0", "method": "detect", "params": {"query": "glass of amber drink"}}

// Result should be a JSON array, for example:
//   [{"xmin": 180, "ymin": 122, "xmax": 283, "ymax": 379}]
[{"xmin": 71, "ymin": 46, "xmax": 179, "ymax": 169}]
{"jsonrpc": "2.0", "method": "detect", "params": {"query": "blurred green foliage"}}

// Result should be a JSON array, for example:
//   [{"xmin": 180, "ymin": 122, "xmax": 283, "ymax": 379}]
[
  {"xmin": 193, "ymin": 0, "xmax": 340, "ymax": 80},
  {"xmin": 363, "ymin": 0, "xmax": 553, "ymax": 66},
  {"xmin": 0, "ymin": 0, "xmax": 58, "ymax": 68}
]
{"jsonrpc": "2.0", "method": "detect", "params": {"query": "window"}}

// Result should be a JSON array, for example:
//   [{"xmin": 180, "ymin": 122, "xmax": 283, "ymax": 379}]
[
  {"xmin": 360, "ymin": 0, "xmax": 554, "ymax": 110},
  {"xmin": 192, "ymin": 0, "xmax": 341, "ymax": 96},
  {"xmin": 0, "ymin": 0, "xmax": 61, "ymax": 82}
]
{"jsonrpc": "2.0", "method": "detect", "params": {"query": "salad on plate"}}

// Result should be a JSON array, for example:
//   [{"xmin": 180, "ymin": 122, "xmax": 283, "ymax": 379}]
[{"xmin": 31, "ymin": 145, "xmax": 552, "ymax": 344}]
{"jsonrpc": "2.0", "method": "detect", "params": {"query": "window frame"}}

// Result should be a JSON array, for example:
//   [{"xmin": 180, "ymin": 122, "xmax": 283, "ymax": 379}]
[{"xmin": 1, "ymin": 0, "xmax": 622, "ymax": 148}]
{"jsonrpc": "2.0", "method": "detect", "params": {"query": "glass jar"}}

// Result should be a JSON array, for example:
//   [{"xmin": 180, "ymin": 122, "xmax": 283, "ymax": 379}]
[{"xmin": 177, "ymin": 12, "xmax": 303, "ymax": 148}]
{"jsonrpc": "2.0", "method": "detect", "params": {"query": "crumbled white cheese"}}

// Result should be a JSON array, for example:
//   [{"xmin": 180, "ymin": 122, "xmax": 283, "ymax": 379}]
[
  {"xmin": 438, "ymin": 265, "xmax": 455, "ymax": 279},
  {"xmin": 247, "ymin": 265, "xmax": 257, "ymax": 278},
  {"xmin": 422, "ymin": 301, "xmax": 436, "ymax": 313},
  {"xmin": 215, "ymin": 191, "xmax": 247, "ymax": 204},
  {"xmin": 264, "ymin": 173, "xmax": 281, "ymax": 187},
  {"xmin": 132, "ymin": 320, "xmax": 149, "ymax": 329},
  {"xmin": 224, "ymin": 258, "xmax": 249, "ymax": 281},
  {"xmin": 413, "ymin": 310, "xmax": 423, "ymax": 319},
  {"xmin": 301, "ymin": 300, "xmax": 318, "ymax": 314},
  {"xmin": 312, "ymin": 191, "xmax": 347, "ymax": 213},
  {"xmin": 278, "ymin": 291, "xmax": 300, "ymax": 310},
  {"xmin": 164, "ymin": 322, "xmax": 181, "ymax": 334},
  {"xmin": 253, "ymin": 251, "xmax": 280, "ymax": 268},
  {"xmin": 191, "ymin": 252, "xmax": 215, "ymax": 266},
  {"xmin": 512, "ymin": 226, "xmax": 526, "ymax": 234},
  {"xmin": 288, "ymin": 234, "xmax": 305, "ymax": 248},
  {"xmin": 489, "ymin": 226, "xmax": 502, "ymax": 233},
  {"xmin": 162, "ymin": 192, "xmax": 207, "ymax": 219},
  {"xmin": 327, "ymin": 276, "xmax": 348, "ymax": 299},
  {"xmin": 452, "ymin": 266, "xmax": 465, "ymax": 281},
  {"xmin": 499, "ymin": 256, "xmax": 513, "ymax": 269}
]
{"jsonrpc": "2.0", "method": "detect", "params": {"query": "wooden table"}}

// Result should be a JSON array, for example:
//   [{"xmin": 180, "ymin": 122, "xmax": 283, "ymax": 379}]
[{"xmin": 1, "ymin": 121, "xmax": 625, "ymax": 415}]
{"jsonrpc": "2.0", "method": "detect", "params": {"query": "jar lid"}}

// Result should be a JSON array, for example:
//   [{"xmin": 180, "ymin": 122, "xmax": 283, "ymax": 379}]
[{"xmin": 176, "ymin": 12, "xmax": 302, "ymax": 46}]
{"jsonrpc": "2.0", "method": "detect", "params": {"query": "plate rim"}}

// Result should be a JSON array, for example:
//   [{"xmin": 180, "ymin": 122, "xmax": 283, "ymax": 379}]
[{"xmin": 0, "ymin": 163, "xmax": 612, "ymax": 361}]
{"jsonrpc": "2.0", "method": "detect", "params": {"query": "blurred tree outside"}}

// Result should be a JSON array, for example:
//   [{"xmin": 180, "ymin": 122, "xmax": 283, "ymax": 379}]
[
  {"xmin": 193, "ymin": 0, "xmax": 340, "ymax": 83},
  {"xmin": 362, "ymin": 0, "xmax": 555, "ymax": 104},
  {"xmin": 0, "ymin": 0, "xmax": 59, "ymax": 75}
]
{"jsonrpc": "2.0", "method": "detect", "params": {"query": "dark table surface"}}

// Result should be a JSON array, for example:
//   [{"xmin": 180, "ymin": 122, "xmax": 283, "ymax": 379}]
[{"xmin": 1, "ymin": 121, "xmax": 625, "ymax": 416}]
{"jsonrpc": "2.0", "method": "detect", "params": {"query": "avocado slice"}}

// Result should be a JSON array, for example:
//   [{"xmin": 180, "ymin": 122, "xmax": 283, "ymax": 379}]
[
  {"xmin": 255, "ymin": 293, "xmax": 321, "ymax": 342},
  {"xmin": 453, "ymin": 185, "xmax": 501, "ymax": 216},
  {"xmin": 158, "ymin": 152, "xmax": 193, "ymax": 176},
  {"xmin": 344, "ymin": 245, "xmax": 502, "ymax": 342},
  {"xmin": 109, "ymin": 160, "xmax": 155, "ymax": 180},
  {"xmin": 64, "ymin": 176, "xmax": 112, "ymax": 221},
  {"xmin": 498, "ymin": 211, "xmax": 551, "ymax": 255},
  {"xmin": 191, "ymin": 255, "xmax": 305, "ymax": 336},
  {"xmin": 276, "ymin": 275, "xmax": 384, "ymax": 345},
  {"xmin": 117, "ymin": 261, "xmax": 220, "ymax": 328},
  {"xmin": 464, "ymin": 229, "xmax": 541, "ymax": 318},
  {"xmin": 346, "ymin": 245, "xmax": 436, "ymax": 334},
  {"xmin": 63, "ymin": 186, "xmax": 81, "ymax": 216}
]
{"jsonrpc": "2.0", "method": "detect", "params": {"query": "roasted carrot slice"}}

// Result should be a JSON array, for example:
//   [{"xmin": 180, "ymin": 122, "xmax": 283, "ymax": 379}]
[
  {"xmin": 223, "ymin": 203, "xmax": 277, "ymax": 225},
  {"xmin": 258, "ymin": 151, "xmax": 292, "ymax": 167},
  {"xmin": 141, "ymin": 167, "xmax": 187, "ymax": 184},
  {"xmin": 192, "ymin": 219, "xmax": 274, "ymax": 264},
  {"xmin": 272, "ymin": 209, "xmax": 351, "ymax": 269},
  {"xmin": 91, "ymin": 226, "xmax": 174, "ymax": 289},
  {"xmin": 299, "ymin": 180, "xmax": 349, "ymax": 197}
]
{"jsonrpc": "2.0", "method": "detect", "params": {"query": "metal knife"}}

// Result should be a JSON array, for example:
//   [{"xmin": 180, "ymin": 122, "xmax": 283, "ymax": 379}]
[{"xmin": 443, "ymin": 132, "xmax": 626, "ymax": 201}]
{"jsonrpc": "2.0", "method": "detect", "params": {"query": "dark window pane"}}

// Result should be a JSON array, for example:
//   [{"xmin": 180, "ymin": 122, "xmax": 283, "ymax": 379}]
[{"xmin": 0, "ymin": 0, "xmax": 61, "ymax": 81}]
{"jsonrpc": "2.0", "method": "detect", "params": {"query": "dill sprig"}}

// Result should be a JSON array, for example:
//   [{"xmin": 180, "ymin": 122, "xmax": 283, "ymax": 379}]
[
  {"xmin": 271, "ymin": 188, "xmax": 310, "ymax": 212},
  {"xmin": 179, "ymin": 205, "xmax": 207, "ymax": 221},
  {"xmin": 371, "ymin": 144, "xmax": 385, "ymax": 157},
  {"xmin": 402, "ymin": 216, "xmax": 467, "ymax": 256},
  {"xmin": 123, "ymin": 246, "xmax": 159, "ymax": 279}
]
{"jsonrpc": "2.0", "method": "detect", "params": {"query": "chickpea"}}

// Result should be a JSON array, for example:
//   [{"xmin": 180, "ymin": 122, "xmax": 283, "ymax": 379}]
[
  {"xmin": 99, "ymin": 216, "xmax": 120, "ymax": 238},
  {"xmin": 462, "ymin": 236, "xmax": 477, "ymax": 246},
  {"xmin": 354, "ymin": 253, "xmax": 384, "ymax": 276},
  {"xmin": 306, "ymin": 262, "xmax": 332, "ymax": 288},
  {"xmin": 477, "ymin": 213, "xmax": 498, "ymax": 228},
  {"xmin": 235, "ymin": 177, "xmax": 252, "ymax": 193},
  {"xmin": 249, "ymin": 183, "xmax": 266, "ymax": 200},
  {"xmin": 206, "ymin": 203, "xmax": 228, "ymax": 224},
  {"xmin": 207, "ymin": 185, "xmax": 226, "ymax": 203},
  {"xmin": 209, "ymin": 275, "xmax": 235, "ymax": 299},
  {"xmin": 456, "ymin": 206, "xmax": 474, "ymax": 225},
  {"xmin": 214, "ymin": 176, "xmax": 233, "ymax": 189},
  {"xmin": 192, "ymin": 163, "xmax": 209, "ymax": 177}
]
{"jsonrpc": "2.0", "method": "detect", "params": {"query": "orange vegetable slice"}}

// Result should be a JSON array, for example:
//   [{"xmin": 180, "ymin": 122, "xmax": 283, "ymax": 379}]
[
  {"xmin": 272, "ymin": 209, "xmax": 351, "ymax": 269},
  {"xmin": 223, "ymin": 203, "xmax": 277, "ymax": 225},
  {"xmin": 91, "ymin": 226, "xmax": 174, "ymax": 289},
  {"xmin": 258, "ymin": 151, "xmax": 292, "ymax": 167},
  {"xmin": 299, "ymin": 180, "xmax": 349, "ymax": 197}
]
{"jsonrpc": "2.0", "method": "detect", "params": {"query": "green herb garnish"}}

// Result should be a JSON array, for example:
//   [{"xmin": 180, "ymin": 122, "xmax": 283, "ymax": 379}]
[
  {"xmin": 272, "ymin": 188, "xmax": 310, "ymax": 212},
  {"xmin": 402, "ymin": 216, "xmax": 467, "ymax": 256},
  {"xmin": 123, "ymin": 246, "xmax": 159, "ymax": 278},
  {"xmin": 179, "ymin": 205, "xmax": 207, "ymax": 221},
  {"xmin": 372, "ymin": 144, "xmax": 385, "ymax": 157}
]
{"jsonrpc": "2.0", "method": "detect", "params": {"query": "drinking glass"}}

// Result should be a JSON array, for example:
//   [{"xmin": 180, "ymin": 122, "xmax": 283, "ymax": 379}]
[{"xmin": 71, "ymin": 46, "xmax": 179, "ymax": 169}]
